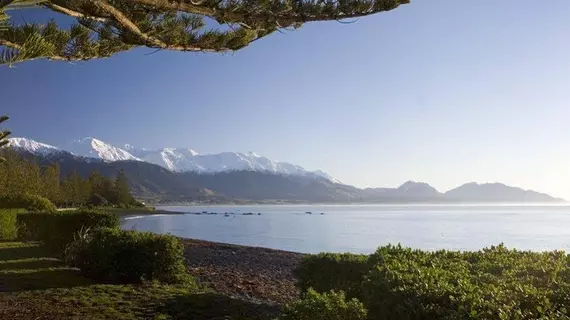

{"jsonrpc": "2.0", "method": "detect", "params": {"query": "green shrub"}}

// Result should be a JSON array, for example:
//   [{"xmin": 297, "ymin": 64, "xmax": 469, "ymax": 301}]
[
  {"xmin": 64, "ymin": 228, "xmax": 188, "ymax": 284},
  {"xmin": 0, "ymin": 208, "xmax": 26, "ymax": 240},
  {"xmin": 295, "ymin": 253, "xmax": 368, "ymax": 298},
  {"xmin": 0, "ymin": 193, "xmax": 56, "ymax": 212},
  {"xmin": 17, "ymin": 210, "xmax": 119, "ymax": 252},
  {"xmin": 282, "ymin": 289, "xmax": 367, "ymax": 320},
  {"xmin": 361, "ymin": 244, "xmax": 570, "ymax": 319}
]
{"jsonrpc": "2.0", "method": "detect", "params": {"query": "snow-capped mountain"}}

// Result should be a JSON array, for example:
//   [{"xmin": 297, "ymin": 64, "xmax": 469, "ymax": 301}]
[
  {"xmin": 66, "ymin": 137, "xmax": 141, "ymax": 162},
  {"xmin": 8, "ymin": 137, "xmax": 339, "ymax": 183},
  {"xmin": 8, "ymin": 137, "xmax": 61, "ymax": 156},
  {"xmin": 125, "ymin": 145, "xmax": 339, "ymax": 182}
]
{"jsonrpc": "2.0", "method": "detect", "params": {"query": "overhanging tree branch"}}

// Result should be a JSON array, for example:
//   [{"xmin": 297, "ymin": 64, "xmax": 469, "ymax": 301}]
[
  {"xmin": 93, "ymin": 0, "xmax": 166, "ymax": 47},
  {"xmin": 0, "ymin": 0, "xmax": 411, "ymax": 65},
  {"xmin": 44, "ymin": 3, "xmax": 108, "ymax": 22}
]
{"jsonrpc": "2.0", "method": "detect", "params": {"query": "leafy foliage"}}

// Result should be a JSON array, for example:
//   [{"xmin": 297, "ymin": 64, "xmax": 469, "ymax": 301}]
[
  {"xmin": 0, "ymin": 0, "xmax": 410, "ymax": 65},
  {"xmin": 64, "ymin": 228, "xmax": 189, "ymax": 284},
  {"xmin": 17, "ymin": 209, "xmax": 120, "ymax": 252},
  {"xmin": 0, "ymin": 192, "xmax": 56, "ymax": 212},
  {"xmin": 282, "ymin": 289, "xmax": 367, "ymax": 320},
  {"xmin": 295, "ymin": 244, "xmax": 570, "ymax": 319},
  {"xmin": 0, "ymin": 208, "xmax": 25, "ymax": 239},
  {"xmin": 295, "ymin": 252, "xmax": 368, "ymax": 298}
]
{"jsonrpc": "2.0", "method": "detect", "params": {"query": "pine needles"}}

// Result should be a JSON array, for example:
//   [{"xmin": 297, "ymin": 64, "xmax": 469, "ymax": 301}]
[{"xmin": 0, "ymin": 0, "xmax": 410, "ymax": 65}]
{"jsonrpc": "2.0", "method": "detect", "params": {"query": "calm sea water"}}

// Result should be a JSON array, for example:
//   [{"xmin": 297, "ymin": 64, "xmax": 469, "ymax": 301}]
[{"xmin": 120, "ymin": 204, "xmax": 570, "ymax": 254}]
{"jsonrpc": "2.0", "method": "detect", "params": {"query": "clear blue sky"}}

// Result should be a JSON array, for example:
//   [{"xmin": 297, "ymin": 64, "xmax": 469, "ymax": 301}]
[{"xmin": 2, "ymin": 0, "xmax": 570, "ymax": 198}]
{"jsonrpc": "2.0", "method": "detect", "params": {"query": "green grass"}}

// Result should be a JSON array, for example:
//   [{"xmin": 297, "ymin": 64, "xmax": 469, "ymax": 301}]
[{"xmin": 0, "ymin": 241, "xmax": 278, "ymax": 320}]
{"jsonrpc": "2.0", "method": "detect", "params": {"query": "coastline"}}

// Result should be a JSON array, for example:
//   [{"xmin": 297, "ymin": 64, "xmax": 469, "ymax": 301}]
[
  {"xmin": 113, "ymin": 208, "xmax": 186, "ymax": 216},
  {"xmin": 181, "ymin": 238, "xmax": 305, "ymax": 305},
  {"xmin": 153, "ymin": 202, "xmax": 570, "ymax": 210}
]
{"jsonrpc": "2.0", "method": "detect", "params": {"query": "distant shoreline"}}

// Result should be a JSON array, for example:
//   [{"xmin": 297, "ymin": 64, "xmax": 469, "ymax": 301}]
[
  {"xmin": 153, "ymin": 201, "xmax": 569, "ymax": 207},
  {"xmin": 111, "ymin": 208, "xmax": 186, "ymax": 216}
]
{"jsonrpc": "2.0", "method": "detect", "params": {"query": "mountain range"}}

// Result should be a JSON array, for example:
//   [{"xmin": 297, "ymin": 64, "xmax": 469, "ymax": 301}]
[
  {"xmin": 6, "ymin": 137, "xmax": 565, "ymax": 204},
  {"xmin": 9, "ymin": 137, "xmax": 339, "ymax": 182}
]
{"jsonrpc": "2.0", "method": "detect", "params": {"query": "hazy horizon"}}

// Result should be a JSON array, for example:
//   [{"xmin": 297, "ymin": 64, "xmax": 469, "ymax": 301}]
[{"xmin": 2, "ymin": 0, "xmax": 570, "ymax": 199}]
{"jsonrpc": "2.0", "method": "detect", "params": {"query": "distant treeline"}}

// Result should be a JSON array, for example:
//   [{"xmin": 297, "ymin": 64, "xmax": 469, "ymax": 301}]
[{"xmin": 0, "ymin": 150, "xmax": 140, "ymax": 208}]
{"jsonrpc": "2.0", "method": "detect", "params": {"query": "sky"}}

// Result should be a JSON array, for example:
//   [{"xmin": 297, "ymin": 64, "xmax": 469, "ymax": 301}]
[{"xmin": 1, "ymin": 0, "xmax": 570, "ymax": 198}]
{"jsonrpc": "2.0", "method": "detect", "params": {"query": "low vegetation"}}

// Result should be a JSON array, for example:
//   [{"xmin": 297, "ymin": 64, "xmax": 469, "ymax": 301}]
[
  {"xmin": 296, "ymin": 245, "xmax": 570, "ymax": 319},
  {"xmin": 294, "ymin": 252, "xmax": 368, "ymax": 299},
  {"xmin": 0, "ymin": 241, "xmax": 280, "ymax": 319},
  {"xmin": 0, "ymin": 193, "xmax": 56, "ymax": 212},
  {"xmin": 65, "ymin": 228, "xmax": 188, "ymax": 284},
  {"xmin": 282, "ymin": 289, "xmax": 368, "ymax": 320},
  {"xmin": 0, "ymin": 208, "xmax": 24, "ymax": 239},
  {"xmin": 17, "ymin": 210, "xmax": 120, "ymax": 252},
  {"xmin": 0, "ymin": 207, "xmax": 282, "ymax": 319}
]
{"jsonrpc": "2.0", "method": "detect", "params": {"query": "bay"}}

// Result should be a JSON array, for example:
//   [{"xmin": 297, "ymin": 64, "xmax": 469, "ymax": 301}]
[{"xmin": 120, "ymin": 204, "xmax": 570, "ymax": 254}]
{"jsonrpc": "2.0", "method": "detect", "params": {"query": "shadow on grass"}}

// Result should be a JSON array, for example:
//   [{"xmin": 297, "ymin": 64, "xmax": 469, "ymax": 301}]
[
  {"xmin": 0, "ymin": 245, "xmax": 50, "ymax": 261},
  {"xmin": 0, "ymin": 269, "xmax": 93, "ymax": 292},
  {"xmin": 0, "ymin": 258, "xmax": 62, "ymax": 271},
  {"xmin": 159, "ymin": 292, "xmax": 281, "ymax": 320}
]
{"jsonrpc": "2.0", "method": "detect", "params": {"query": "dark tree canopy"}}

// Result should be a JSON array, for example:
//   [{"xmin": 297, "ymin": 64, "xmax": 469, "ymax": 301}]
[
  {"xmin": 0, "ymin": 149, "xmax": 140, "ymax": 207},
  {"xmin": 0, "ymin": 0, "xmax": 409, "ymax": 65},
  {"xmin": 0, "ymin": 116, "xmax": 10, "ymax": 162}
]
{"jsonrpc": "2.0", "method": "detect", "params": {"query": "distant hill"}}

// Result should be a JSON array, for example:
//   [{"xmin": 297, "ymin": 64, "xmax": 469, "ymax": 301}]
[
  {"xmin": 12, "ymin": 149, "xmax": 564, "ymax": 204},
  {"xmin": 444, "ymin": 182, "xmax": 563, "ymax": 203}
]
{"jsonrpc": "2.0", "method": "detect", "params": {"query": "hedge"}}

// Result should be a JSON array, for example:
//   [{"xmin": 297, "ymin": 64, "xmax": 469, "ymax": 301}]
[
  {"xmin": 64, "ymin": 228, "xmax": 188, "ymax": 284},
  {"xmin": 0, "ymin": 193, "xmax": 56, "ymax": 212},
  {"xmin": 295, "ymin": 244, "xmax": 570, "ymax": 320},
  {"xmin": 282, "ymin": 289, "xmax": 367, "ymax": 320},
  {"xmin": 362, "ymin": 244, "xmax": 570, "ymax": 319},
  {"xmin": 294, "ymin": 252, "xmax": 368, "ymax": 298},
  {"xmin": 0, "ymin": 208, "xmax": 26, "ymax": 240},
  {"xmin": 17, "ymin": 210, "xmax": 119, "ymax": 252}
]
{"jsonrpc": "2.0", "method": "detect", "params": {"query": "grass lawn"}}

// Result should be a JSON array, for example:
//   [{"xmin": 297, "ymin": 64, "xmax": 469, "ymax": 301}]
[{"xmin": 0, "ymin": 241, "xmax": 279, "ymax": 320}]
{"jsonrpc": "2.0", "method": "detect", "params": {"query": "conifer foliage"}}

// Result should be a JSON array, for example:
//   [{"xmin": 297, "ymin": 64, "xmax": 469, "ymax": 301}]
[
  {"xmin": 0, "ymin": 0, "xmax": 410, "ymax": 65},
  {"xmin": 0, "ymin": 149, "xmax": 141, "ymax": 208},
  {"xmin": 0, "ymin": 116, "xmax": 11, "ymax": 162}
]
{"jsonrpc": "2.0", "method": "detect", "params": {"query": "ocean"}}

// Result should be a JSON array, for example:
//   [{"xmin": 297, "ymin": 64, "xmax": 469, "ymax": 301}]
[{"xmin": 120, "ymin": 204, "xmax": 570, "ymax": 254}]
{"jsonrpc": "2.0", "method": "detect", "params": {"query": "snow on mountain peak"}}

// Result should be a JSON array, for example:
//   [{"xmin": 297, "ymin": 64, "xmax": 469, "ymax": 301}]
[
  {"xmin": 68, "ymin": 137, "xmax": 141, "ymax": 162},
  {"xmin": 7, "ymin": 137, "xmax": 60, "ymax": 155},
  {"xmin": 123, "ymin": 144, "xmax": 144, "ymax": 151},
  {"xmin": 115, "ymin": 144, "xmax": 336, "ymax": 182},
  {"xmin": 313, "ymin": 170, "xmax": 343, "ymax": 184},
  {"xmin": 11, "ymin": 136, "xmax": 339, "ymax": 183}
]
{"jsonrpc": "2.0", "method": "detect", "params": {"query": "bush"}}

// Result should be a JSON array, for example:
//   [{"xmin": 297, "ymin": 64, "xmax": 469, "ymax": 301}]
[
  {"xmin": 295, "ymin": 253, "xmax": 369, "ymax": 298},
  {"xmin": 0, "ymin": 193, "xmax": 56, "ymax": 212},
  {"xmin": 361, "ymin": 244, "xmax": 570, "ymax": 319},
  {"xmin": 296, "ymin": 245, "xmax": 570, "ymax": 319},
  {"xmin": 282, "ymin": 289, "xmax": 368, "ymax": 320},
  {"xmin": 17, "ymin": 210, "xmax": 119, "ymax": 252},
  {"xmin": 64, "ymin": 228, "xmax": 188, "ymax": 284},
  {"xmin": 0, "ymin": 208, "xmax": 26, "ymax": 240}
]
